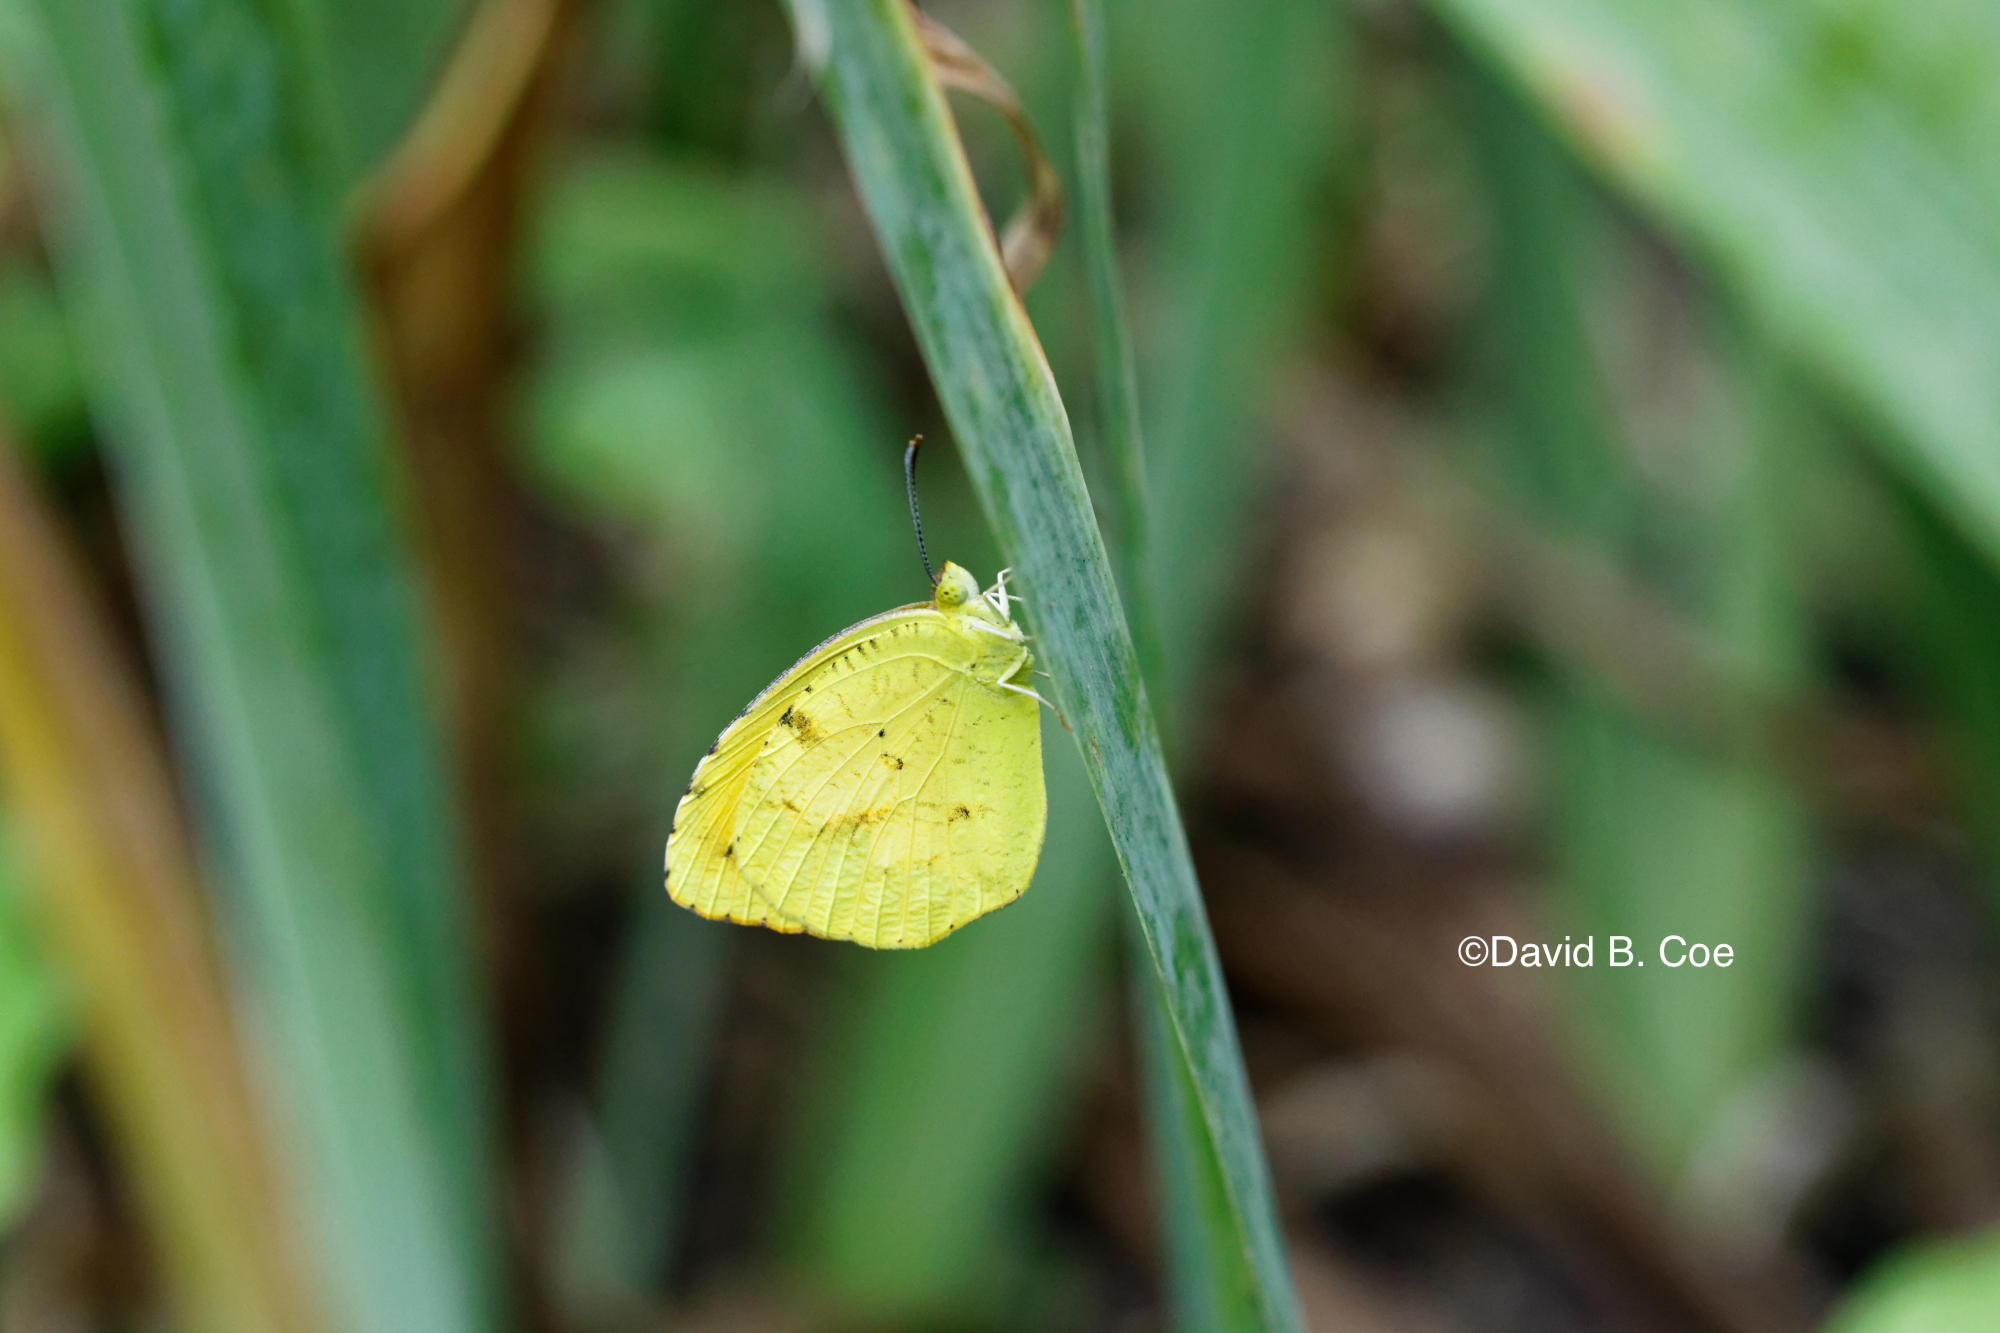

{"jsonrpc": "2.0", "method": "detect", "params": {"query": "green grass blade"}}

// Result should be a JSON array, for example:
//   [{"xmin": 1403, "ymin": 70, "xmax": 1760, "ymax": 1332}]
[
  {"xmin": 1066, "ymin": 5, "xmax": 1285, "ymax": 1326},
  {"xmin": 0, "ymin": 435, "xmax": 322, "ymax": 1333},
  {"xmin": 782, "ymin": 3, "xmax": 1301, "ymax": 1328},
  {"xmin": 1429, "ymin": 0, "xmax": 2000, "ymax": 578},
  {"xmin": 1110, "ymin": 0, "xmax": 1340, "ymax": 728},
  {"xmin": 15, "ymin": 3, "xmax": 496, "ymax": 1331},
  {"xmin": 1134, "ymin": 957, "xmax": 1266, "ymax": 1332},
  {"xmin": 1066, "ymin": 0, "xmax": 1158, "ymax": 705}
]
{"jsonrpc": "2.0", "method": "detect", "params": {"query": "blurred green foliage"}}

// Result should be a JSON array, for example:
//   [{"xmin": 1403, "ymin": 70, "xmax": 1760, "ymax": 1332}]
[
  {"xmin": 0, "ymin": 820, "xmax": 66, "ymax": 1229},
  {"xmin": 1831, "ymin": 1228, "xmax": 2000, "ymax": 1333},
  {"xmin": 1464, "ymin": 66, "xmax": 1813, "ymax": 1177},
  {"xmin": 529, "ymin": 155, "xmax": 906, "ymax": 622},
  {"xmin": 16, "ymin": 2, "xmax": 498, "ymax": 1331},
  {"xmin": 779, "ymin": 718, "xmax": 1111, "ymax": 1326},
  {"xmin": 1435, "ymin": 0, "xmax": 2000, "ymax": 1316},
  {"xmin": 526, "ymin": 150, "xmax": 911, "ymax": 1314},
  {"xmin": 1109, "ymin": 0, "xmax": 1344, "ymax": 731},
  {"xmin": 0, "ymin": 263, "xmax": 84, "ymax": 464},
  {"xmin": 1434, "ymin": 0, "xmax": 2000, "ymax": 597}
]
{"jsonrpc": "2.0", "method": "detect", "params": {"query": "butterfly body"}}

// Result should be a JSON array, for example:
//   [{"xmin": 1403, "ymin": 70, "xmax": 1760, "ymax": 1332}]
[{"xmin": 666, "ymin": 562, "xmax": 1046, "ymax": 948}]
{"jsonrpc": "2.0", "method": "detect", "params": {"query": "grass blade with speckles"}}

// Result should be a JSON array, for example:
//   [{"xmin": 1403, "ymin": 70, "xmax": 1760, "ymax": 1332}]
[{"xmin": 778, "ymin": 3, "xmax": 1302, "ymax": 1328}]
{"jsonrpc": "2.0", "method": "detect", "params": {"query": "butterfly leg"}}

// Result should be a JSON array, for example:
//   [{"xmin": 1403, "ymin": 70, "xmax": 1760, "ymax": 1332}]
[
  {"xmin": 998, "ymin": 679, "xmax": 1072, "ymax": 733},
  {"xmin": 983, "ymin": 568, "xmax": 1015, "ymax": 619},
  {"xmin": 965, "ymin": 617, "xmax": 1027, "ymax": 645}
]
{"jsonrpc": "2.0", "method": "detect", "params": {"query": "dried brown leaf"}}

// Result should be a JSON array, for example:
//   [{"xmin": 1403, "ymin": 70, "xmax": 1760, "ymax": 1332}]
[{"xmin": 910, "ymin": 5, "xmax": 1065, "ymax": 293}]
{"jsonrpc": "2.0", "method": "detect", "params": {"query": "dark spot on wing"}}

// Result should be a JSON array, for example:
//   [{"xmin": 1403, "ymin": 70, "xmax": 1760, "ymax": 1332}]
[
  {"xmin": 881, "ymin": 755, "xmax": 904, "ymax": 770},
  {"xmin": 831, "ymin": 802, "xmax": 896, "ymax": 830},
  {"xmin": 781, "ymin": 705, "xmax": 823, "ymax": 744},
  {"xmin": 950, "ymin": 804, "xmax": 971, "ymax": 822},
  {"xmin": 878, "ymin": 728, "xmax": 887, "ymax": 738},
  {"xmin": 724, "ymin": 843, "xmax": 735, "ymax": 858}
]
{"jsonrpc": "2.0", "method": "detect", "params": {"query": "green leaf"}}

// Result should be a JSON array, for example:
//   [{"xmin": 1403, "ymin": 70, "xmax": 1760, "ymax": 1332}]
[
  {"xmin": 781, "ymin": 3, "xmax": 1302, "ymax": 1329},
  {"xmin": 15, "ymin": 3, "xmax": 497, "ymax": 1331},
  {"xmin": 1830, "ymin": 1230, "xmax": 2000, "ymax": 1333},
  {"xmin": 1428, "ymin": 0, "xmax": 2000, "ymax": 578}
]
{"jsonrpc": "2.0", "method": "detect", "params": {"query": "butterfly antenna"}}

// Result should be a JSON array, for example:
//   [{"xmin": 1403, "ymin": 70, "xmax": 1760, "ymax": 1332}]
[{"xmin": 904, "ymin": 435, "xmax": 936, "ymax": 585}]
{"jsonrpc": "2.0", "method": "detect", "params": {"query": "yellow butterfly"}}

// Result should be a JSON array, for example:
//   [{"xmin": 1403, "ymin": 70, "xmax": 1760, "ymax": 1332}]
[{"xmin": 664, "ymin": 445, "xmax": 1047, "ymax": 948}]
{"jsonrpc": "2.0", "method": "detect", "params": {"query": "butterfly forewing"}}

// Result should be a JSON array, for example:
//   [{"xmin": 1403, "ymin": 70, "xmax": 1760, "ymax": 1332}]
[
  {"xmin": 665, "ymin": 604, "xmax": 928, "ymax": 931},
  {"xmin": 730, "ymin": 637, "xmax": 959, "ymax": 938}
]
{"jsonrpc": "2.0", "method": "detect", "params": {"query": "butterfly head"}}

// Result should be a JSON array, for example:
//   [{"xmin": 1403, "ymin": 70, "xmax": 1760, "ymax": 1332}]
[{"xmin": 934, "ymin": 561, "xmax": 1021, "ymax": 634}]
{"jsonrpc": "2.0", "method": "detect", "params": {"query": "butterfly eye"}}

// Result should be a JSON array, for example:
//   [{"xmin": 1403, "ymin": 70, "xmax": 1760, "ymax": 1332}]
[{"xmin": 934, "ymin": 564, "xmax": 981, "ymax": 610}]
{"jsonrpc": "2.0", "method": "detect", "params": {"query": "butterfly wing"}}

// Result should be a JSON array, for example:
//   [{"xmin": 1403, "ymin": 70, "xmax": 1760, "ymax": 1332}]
[
  {"xmin": 730, "ymin": 615, "xmax": 1045, "ymax": 947},
  {"xmin": 665, "ymin": 604, "xmax": 928, "ymax": 930}
]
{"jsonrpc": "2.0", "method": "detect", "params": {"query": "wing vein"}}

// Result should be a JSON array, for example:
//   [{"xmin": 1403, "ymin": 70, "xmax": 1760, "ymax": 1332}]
[
  {"xmin": 889, "ymin": 677, "xmax": 966, "ymax": 944},
  {"xmin": 809, "ymin": 710, "xmax": 911, "ymax": 933},
  {"xmin": 733, "ymin": 664, "xmax": 960, "ymax": 929}
]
